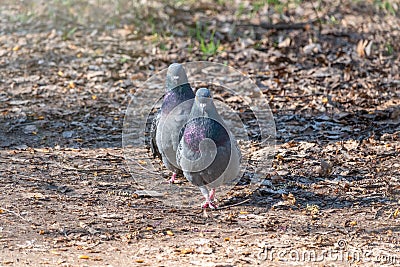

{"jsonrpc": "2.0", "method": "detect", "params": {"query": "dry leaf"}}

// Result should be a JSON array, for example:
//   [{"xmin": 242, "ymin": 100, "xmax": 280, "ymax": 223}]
[
  {"xmin": 25, "ymin": 192, "xmax": 46, "ymax": 200},
  {"xmin": 180, "ymin": 248, "xmax": 194, "ymax": 254},
  {"xmin": 271, "ymin": 175, "xmax": 285, "ymax": 184},
  {"xmin": 135, "ymin": 259, "xmax": 144, "ymax": 263},
  {"xmin": 282, "ymin": 193, "xmax": 296, "ymax": 205},
  {"xmin": 393, "ymin": 208, "xmax": 399, "ymax": 219},
  {"xmin": 225, "ymin": 95, "xmax": 243, "ymax": 103},
  {"xmin": 316, "ymin": 159, "xmax": 332, "ymax": 177},
  {"xmin": 50, "ymin": 250, "xmax": 61, "ymax": 255},
  {"xmin": 303, "ymin": 43, "xmax": 321, "ymax": 54},
  {"xmin": 356, "ymin": 40, "xmax": 371, "ymax": 57},
  {"xmin": 78, "ymin": 255, "xmax": 90, "ymax": 259},
  {"xmin": 166, "ymin": 230, "xmax": 174, "ymax": 236},
  {"xmin": 365, "ymin": 41, "xmax": 373, "ymax": 56},
  {"xmin": 356, "ymin": 40, "xmax": 366, "ymax": 57},
  {"xmin": 306, "ymin": 204, "xmax": 319, "ymax": 215},
  {"xmin": 345, "ymin": 220, "xmax": 358, "ymax": 227},
  {"xmin": 278, "ymin": 37, "xmax": 291, "ymax": 48}
]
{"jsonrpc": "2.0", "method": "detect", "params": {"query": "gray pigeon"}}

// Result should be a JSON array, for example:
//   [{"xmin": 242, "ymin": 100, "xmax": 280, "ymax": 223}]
[
  {"xmin": 176, "ymin": 88, "xmax": 241, "ymax": 209},
  {"xmin": 150, "ymin": 63, "xmax": 195, "ymax": 183}
]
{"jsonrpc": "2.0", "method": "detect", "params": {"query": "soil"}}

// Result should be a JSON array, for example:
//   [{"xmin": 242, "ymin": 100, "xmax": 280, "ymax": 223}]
[{"xmin": 0, "ymin": 1, "xmax": 399, "ymax": 266}]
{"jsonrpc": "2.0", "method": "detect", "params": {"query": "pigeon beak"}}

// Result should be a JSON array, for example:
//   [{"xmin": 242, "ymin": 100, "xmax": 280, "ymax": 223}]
[{"xmin": 172, "ymin": 75, "xmax": 179, "ymax": 85}]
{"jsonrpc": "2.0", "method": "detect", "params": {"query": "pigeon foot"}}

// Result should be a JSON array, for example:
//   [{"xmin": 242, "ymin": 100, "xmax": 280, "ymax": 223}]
[
  {"xmin": 201, "ymin": 200, "xmax": 218, "ymax": 209},
  {"xmin": 202, "ymin": 201, "xmax": 209, "ymax": 209},
  {"xmin": 208, "ymin": 201, "xmax": 218, "ymax": 209},
  {"xmin": 168, "ymin": 173, "xmax": 177, "ymax": 184}
]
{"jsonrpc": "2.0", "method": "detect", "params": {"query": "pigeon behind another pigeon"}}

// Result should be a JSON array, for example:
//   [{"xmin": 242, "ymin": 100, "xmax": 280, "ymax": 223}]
[
  {"xmin": 150, "ymin": 63, "xmax": 195, "ymax": 183},
  {"xmin": 176, "ymin": 88, "xmax": 241, "ymax": 209}
]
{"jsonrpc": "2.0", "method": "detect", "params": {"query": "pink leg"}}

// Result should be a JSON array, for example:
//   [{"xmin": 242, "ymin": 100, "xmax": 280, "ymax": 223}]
[
  {"xmin": 202, "ymin": 200, "xmax": 209, "ymax": 209},
  {"xmin": 169, "ymin": 172, "xmax": 177, "ymax": 184},
  {"xmin": 209, "ymin": 188, "xmax": 216, "ymax": 201},
  {"xmin": 209, "ymin": 188, "xmax": 217, "ymax": 209},
  {"xmin": 202, "ymin": 199, "xmax": 216, "ymax": 209},
  {"xmin": 208, "ymin": 201, "xmax": 217, "ymax": 209},
  {"xmin": 199, "ymin": 186, "xmax": 217, "ymax": 210}
]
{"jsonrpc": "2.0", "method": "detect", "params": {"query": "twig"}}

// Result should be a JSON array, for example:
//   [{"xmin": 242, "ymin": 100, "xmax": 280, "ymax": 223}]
[
  {"xmin": 128, "ymin": 206, "xmax": 194, "ymax": 211},
  {"xmin": 61, "ymin": 166, "xmax": 117, "ymax": 172},
  {"xmin": 247, "ymin": 231, "xmax": 270, "ymax": 236},
  {"xmin": 238, "ymin": 21, "xmax": 315, "ymax": 31},
  {"xmin": 218, "ymin": 198, "xmax": 251, "ymax": 210},
  {"xmin": 0, "ymin": 207, "xmax": 31, "ymax": 223}
]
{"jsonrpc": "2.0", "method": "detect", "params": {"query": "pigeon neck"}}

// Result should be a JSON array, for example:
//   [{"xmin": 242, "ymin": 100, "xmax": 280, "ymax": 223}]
[
  {"xmin": 161, "ymin": 83, "xmax": 194, "ymax": 115},
  {"xmin": 191, "ymin": 100, "xmax": 220, "ymax": 120},
  {"xmin": 166, "ymin": 82, "xmax": 190, "ymax": 93}
]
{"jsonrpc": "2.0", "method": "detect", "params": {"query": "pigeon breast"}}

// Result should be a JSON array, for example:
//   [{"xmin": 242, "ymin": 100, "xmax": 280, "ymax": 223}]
[
  {"xmin": 177, "ymin": 88, "xmax": 241, "ymax": 188},
  {"xmin": 161, "ymin": 83, "xmax": 194, "ymax": 116}
]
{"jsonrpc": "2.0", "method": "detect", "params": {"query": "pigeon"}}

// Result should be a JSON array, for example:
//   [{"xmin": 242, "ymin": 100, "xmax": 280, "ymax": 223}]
[
  {"xmin": 150, "ymin": 63, "xmax": 195, "ymax": 183},
  {"xmin": 176, "ymin": 88, "xmax": 241, "ymax": 209}
]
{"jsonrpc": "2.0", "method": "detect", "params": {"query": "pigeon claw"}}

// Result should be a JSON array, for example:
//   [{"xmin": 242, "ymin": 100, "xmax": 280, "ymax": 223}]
[
  {"xmin": 208, "ymin": 201, "xmax": 218, "ymax": 209},
  {"xmin": 168, "ymin": 173, "xmax": 177, "ymax": 184},
  {"xmin": 202, "ymin": 201, "xmax": 209, "ymax": 209},
  {"xmin": 201, "ymin": 201, "xmax": 218, "ymax": 210}
]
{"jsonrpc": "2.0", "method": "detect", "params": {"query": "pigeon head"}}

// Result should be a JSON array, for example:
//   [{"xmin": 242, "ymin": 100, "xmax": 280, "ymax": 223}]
[
  {"xmin": 196, "ymin": 88, "xmax": 212, "ymax": 98},
  {"xmin": 161, "ymin": 64, "xmax": 194, "ymax": 115},
  {"xmin": 195, "ymin": 88, "xmax": 213, "ymax": 108},
  {"xmin": 165, "ymin": 63, "xmax": 188, "ymax": 91}
]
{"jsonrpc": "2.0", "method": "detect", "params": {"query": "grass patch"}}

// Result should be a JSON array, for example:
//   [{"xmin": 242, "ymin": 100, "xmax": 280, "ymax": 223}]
[
  {"xmin": 190, "ymin": 21, "xmax": 222, "ymax": 58},
  {"xmin": 374, "ymin": 0, "xmax": 397, "ymax": 15}
]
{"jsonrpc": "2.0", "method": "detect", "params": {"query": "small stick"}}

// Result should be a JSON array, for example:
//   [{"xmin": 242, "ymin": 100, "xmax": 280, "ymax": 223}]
[
  {"xmin": 218, "ymin": 198, "xmax": 251, "ymax": 210},
  {"xmin": 0, "ymin": 207, "xmax": 31, "ymax": 223}
]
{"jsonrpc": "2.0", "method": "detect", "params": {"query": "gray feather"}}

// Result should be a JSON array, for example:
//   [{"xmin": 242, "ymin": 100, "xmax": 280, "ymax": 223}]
[
  {"xmin": 177, "ymin": 88, "xmax": 241, "ymax": 190},
  {"xmin": 151, "ymin": 63, "xmax": 195, "ymax": 173}
]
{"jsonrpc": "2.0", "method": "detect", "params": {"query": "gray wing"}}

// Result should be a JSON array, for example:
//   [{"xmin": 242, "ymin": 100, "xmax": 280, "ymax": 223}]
[{"xmin": 149, "ymin": 109, "xmax": 161, "ymax": 159}]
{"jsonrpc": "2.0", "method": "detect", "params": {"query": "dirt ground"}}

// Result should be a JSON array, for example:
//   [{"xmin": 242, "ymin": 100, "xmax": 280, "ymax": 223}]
[{"xmin": 0, "ymin": 0, "xmax": 399, "ymax": 266}]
